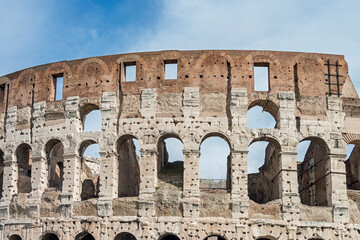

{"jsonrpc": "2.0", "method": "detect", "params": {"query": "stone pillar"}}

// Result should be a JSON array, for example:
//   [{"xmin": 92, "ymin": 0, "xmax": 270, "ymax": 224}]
[
  {"xmin": 138, "ymin": 147, "xmax": 157, "ymax": 217},
  {"xmin": 182, "ymin": 148, "xmax": 200, "ymax": 218},
  {"xmin": 327, "ymin": 153, "xmax": 349, "ymax": 223},
  {"xmin": 97, "ymin": 151, "xmax": 118, "ymax": 217},
  {"xmin": 0, "ymin": 153, "xmax": 16, "ymax": 219},
  {"xmin": 27, "ymin": 154, "xmax": 48, "ymax": 218},
  {"xmin": 60, "ymin": 152, "xmax": 81, "ymax": 217},
  {"xmin": 279, "ymin": 151, "xmax": 300, "ymax": 223},
  {"xmin": 230, "ymin": 149, "xmax": 249, "ymax": 219}
]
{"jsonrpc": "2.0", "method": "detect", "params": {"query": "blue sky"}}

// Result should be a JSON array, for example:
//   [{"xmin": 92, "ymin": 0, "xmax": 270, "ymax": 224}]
[{"xmin": 1, "ymin": 0, "xmax": 359, "ymax": 178}]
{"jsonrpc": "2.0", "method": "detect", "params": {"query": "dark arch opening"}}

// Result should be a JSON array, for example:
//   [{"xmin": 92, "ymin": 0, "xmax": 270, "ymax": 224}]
[
  {"xmin": 117, "ymin": 136, "xmax": 141, "ymax": 197},
  {"xmin": 114, "ymin": 232, "xmax": 137, "ymax": 240},
  {"xmin": 9, "ymin": 235, "xmax": 22, "ymax": 240},
  {"xmin": 79, "ymin": 140, "xmax": 100, "ymax": 201},
  {"xmin": 159, "ymin": 234, "xmax": 180, "ymax": 240},
  {"xmin": 75, "ymin": 232, "xmax": 95, "ymax": 240},
  {"xmin": 297, "ymin": 138, "xmax": 330, "ymax": 206},
  {"xmin": 0, "ymin": 149, "xmax": 4, "ymax": 199},
  {"xmin": 16, "ymin": 143, "xmax": 32, "ymax": 193},
  {"xmin": 81, "ymin": 104, "xmax": 102, "ymax": 132},
  {"xmin": 42, "ymin": 233, "xmax": 59, "ymax": 240},
  {"xmin": 248, "ymin": 139, "xmax": 281, "ymax": 204},
  {"xmin": 199, "ymin": 135, "xmax": 231, "ymax": 190},
  {"xmin": 204, "ymin": 235, "xmax": 226, "ymax": 240},
  {"xmin": 157, "ymin": 135, "xmax": 184, "ymax": 188},
  {"xmin": 45, "ymin": 139, "xmax": 64, "ymax": 190}
]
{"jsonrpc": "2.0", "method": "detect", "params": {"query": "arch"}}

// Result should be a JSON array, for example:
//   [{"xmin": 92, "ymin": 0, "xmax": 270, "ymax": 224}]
[
  {"xmin": 158, "ymin": 233, "xmax": 180, "ymax": 240},
  {"xmin": 77, "ymin": 57, "xmax": 110, "ymax": 77},
  {"xmin": 204, "ymin": 235, "xmax": 227, "ymax": 240},
  {"xmin": 9, "ymin": 235, "xmax": 22, "ymax": 240},
  {"xmin": 75, "ymin": 232, "xmax": 95, "ymax": 240},
  {"xmin": 157, "ymin": 133, "xmax": 184, "ymax": 188},
  {"xmin": 116, "ymin": 135, "xmax": 141, "ymax": 197},
  {"xmin": 78, "ymin": 140, "xmax": 100, "ymax": 201},
  {"xmin": 41, "ymin": 233, "xmax": 59, "ymax": 240},
  {"xmin": 345, "ymin": 141, "xmax": 360, "ymax": 190},
  {"xmin": 114, "ymin": 232, "xmax": 137, "ymax": 240},
  {"xmin": 16, "ymin": 143, "xmax": 32, "ymax": 193},
  {"xmin": 297, "ymin": 137, "xmax": 330, "ymax": 206},
  {"xmin": 199, "ymin": 133, "xmax": 231, "ymax": 190},
  {"xmin": 256, "ymin": 237, "xmax": 277, "ymax": 240},
  {"xmin": 44, "ymin": 139, "xmax": 64, "ymax": 190},
  {"xmin": 248, "ymin": 100, "xmax": 279, "ymax": 125},
  {"xmin": 248, "ymin": 138, "xmax": 282, "ymax": 204},
  {"xmin": 80, "ymin": 104, "xmax": 102, "ymax": 132}
]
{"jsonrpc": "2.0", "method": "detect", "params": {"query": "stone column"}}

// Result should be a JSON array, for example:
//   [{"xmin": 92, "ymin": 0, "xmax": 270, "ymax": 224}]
[
  {"xmin": 138, "ymin": 147, "xmax": 157, "ymax": 217},
  {"xmin": 279, "ymin": 151, "xmax": 300, "ymax": 223},
  {"xmin": 0, "ymin": 153, "xmax": 16, "ymax": 219},
  {"xmin": 327, "ymin": 153, "xmax": 349, "ymax": 223},
  {"xmin": 230, "ymin": 149, "xmax": 249, "ymax": 219},
  {"xmin": 60, "ymin": 152, "xmax": 81, "ymax": 217},
  {"xmin": 182, "ymin": 148, "xmax": 200, "ymax": 218},
  {"xmin": 97, "ymin": 151, "xmax": 118, "ymax": 217},
  {"xmin": 27, "ymin": 154, "xmax": 48, "ymax": 218}
]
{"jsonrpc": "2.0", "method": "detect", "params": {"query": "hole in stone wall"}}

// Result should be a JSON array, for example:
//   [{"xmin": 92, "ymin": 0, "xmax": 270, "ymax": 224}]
[
  {"xmin": 45, "ymin": 140, "xmax": 64, "ymax": 191},
  {"xmin": 16, "ymin": 143, "xmax": 32, "ymax": 194},
  {"xmin": 83, "ymin": 108, "xmax": 102, "ymax": 132},
  {"xmin": 204, "ymin": 236, "xmax": 226, "ymax": 240},
  {"xmin": 52, "ymin": 74, "xmax": 63, "ymax": 101},
  {"xmin": 248, "ymin": 140, "xmax": 281, "ymax": 204},
  {"xmin": 297, "ymin": 138, "xmax": 329, "ymax": 206},
  {"xmin": 159, "ymin": 234, "xmax": 180, "ymax": 240},
  {"xmin": 80, "ymin": 143, "xmax": 100, "ymax": 201},
  {"xmin": 157, "ymin": 136, "xmax": 184, "ymax": 188},
  {"xmin": 9, "ymin": 235, "xmax": 22, "ymax": 240},
  {"xmin": 75, "ymin": 232, "xmax": 95, "ymax": 240},
  {"xmin": 247, "ymin": 106, "xmax": 276, "ymax": 128},
  {"xmin": 42, "ymin": 233, "xmax": 59, "ymax": 240},
  {"xmin": 0, "ymin": 84, "xmax": 5, "ymax": 104},
  {"xmin": 165, "ymin": 60, "xmax": 178, "ymax": 80},
  {"xmin": 199, "ymin": 136, "xmax": 230, "ymax": 190},
  {"xmin": 254, "ymin": 63, "xmax": 269, "ymax": 91},
  {"xmin": 114, "ymin": 232, "xmax": 137, "ymax": 240},
  {"xmin": 124, "ymin": 62, "xmax": 136, "ymax": 82},
  {"xmin": 117, "ymin": 136, "xmax": 141, "ymax": 197},
  {"xmin": 345, "ymin": 143, "xmax": 360, "ymax": 190}
]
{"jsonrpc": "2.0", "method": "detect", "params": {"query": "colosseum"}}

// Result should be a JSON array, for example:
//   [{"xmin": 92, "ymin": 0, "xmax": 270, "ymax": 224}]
[{"xmin": 0, "ymin": 50, "xmax": 359, "ymax": 240}]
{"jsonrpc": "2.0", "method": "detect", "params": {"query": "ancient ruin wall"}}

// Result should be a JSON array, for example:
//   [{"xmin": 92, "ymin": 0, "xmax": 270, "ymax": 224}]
[{"xmin": 0, "ymin": 50, "xmax": 359, "ymax": 239}]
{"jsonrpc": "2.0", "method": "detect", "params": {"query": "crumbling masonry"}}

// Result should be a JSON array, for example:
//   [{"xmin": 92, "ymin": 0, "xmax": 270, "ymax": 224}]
[{"xmin": 0, "ymin": 50, "xmax": 359, "ymax": 239}]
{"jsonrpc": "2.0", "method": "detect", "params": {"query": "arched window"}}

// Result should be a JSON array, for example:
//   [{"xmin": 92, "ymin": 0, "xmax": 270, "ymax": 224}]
[
  {"xmin": 247, "ymin": 100, "xmax": 278, "ymax": 129},
  {"xmin": 159, "ymin": 234, "xmax": 180, "ymax": 240},
  {"xmin": 345, "ymin": 142, "xmax": 360, "ymax": 190},
  {"xmin": 248, "ymin": 139, "xmax": 281, "ymax": 204},
  {"xmin": 79, "ymin": 141, "xmax": 100, "ymax": 201},
  {"xmin": 9, "ymin": 235, "xmax": 22, "ymax": 240},
  {"xmin": 116, "ymin": 136, "xmax": 141, "ymax": 197},
  {"xmin": 204, "ymin": 235, "xmax": 226, "ymax": 240},
  {"xmin": 157, "ymin": 135, "xmax": 184, "ymax": 188},
  {"xmin": 0, "ymin": 150, "xmax": 4, "ymax": 199},
  {"xmin": 75, "ymin": 232, "xmax": 95, "ymax": 240},
  {"xmin": 297, "ymin": 138, "xmax": 329, "ymax": 206},
  {"xmin": 16, "ymin": 143, "xmax": 32, "ymax": 193},
  {"xmin": 114, "ymin": 232, "xmax": 137, "ymax": 240},
  {"xmin": 41, "ymin": 233, "xmax": 59, "ymax": 240},
  {"xmin": 81, "ymin": 104, "xmax": 102, "ymax": 132},
  {"xmin": 199, "ymin": 135, "xmax": 230, "ymax": 190},
  {"xmin": 45, "ymin": 140, "xmax": 64, "ymax": 190}
]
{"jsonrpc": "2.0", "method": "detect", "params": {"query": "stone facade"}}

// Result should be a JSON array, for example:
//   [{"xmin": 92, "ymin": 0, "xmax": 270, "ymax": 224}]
[{"xmin": 0, "ymin": 50, "xmax": 358, "ymax": 239}]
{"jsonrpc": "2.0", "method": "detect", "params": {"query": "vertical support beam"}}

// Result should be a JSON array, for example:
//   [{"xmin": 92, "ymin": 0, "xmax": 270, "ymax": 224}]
[
  {"xmin": 182, "ymin": 148, "xmax": 200, "ymax": 218},
  {"xmin": 0, "ymin": 154, "xmax": 16, "ymax": 219},
  {"xmin": 230, "ymin": 149, "xmax": 249, "ymax": 218},
  {"xmin": 60, "ymin": 152, "xmax": 81, "ymax": 217}
]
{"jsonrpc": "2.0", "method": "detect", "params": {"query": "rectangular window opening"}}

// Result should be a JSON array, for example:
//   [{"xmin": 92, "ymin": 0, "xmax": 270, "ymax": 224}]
[
  {"xmin": 124, "ymin": 62, "xmax": 136, "ymax": 82},
  {"xmin": 53, "ymin": 74, "xmax": 63, "ymax": 101},
  {"xmin": 0, "ymin": 84, "xmax": 5, "ymax": 104},
  {"xmin": 164, "ymin": 60, "xmax": 177, "ymax": 80},
  {"xmin": 254, "ymin": 63, "xmax": 269, "ymax": 91}
]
